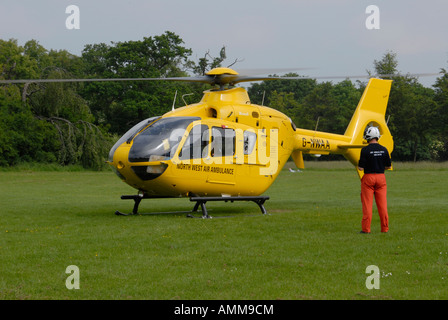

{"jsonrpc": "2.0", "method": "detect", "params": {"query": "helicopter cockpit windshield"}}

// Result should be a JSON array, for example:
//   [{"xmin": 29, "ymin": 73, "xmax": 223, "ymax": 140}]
[
  {"xmin": 108, "ymin": 116, "xmax": 161, "ymax": 163},
  {"xmin": 128, "ymin": 117, "xmax": 200, "ymax": 162}
]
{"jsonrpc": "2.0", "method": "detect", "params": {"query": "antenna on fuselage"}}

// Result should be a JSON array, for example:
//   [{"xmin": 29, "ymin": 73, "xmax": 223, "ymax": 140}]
[
  {"xmin": 171, "ymin": 90, "xmax": 178, "ymax": 111},
  {"xmin": 314, "ymin": 116, "xmax": 320, "ymax": 132}
]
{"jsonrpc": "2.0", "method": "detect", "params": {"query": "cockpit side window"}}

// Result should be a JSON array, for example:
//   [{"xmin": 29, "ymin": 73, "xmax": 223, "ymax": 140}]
[
  {"xmin": 243, "ymin": 130, "xmax": 257, "ymax": 155},
  {"xmin": 211, "ymin": 127, "xmax": 235, "ymax": 157},
  {"xmin": 128, "ymin": 117, "xmax": 200, "ymax": 162},
  {"xmin": 179, "ymin": 124, "xmax": 209, "ymax": 160},
  {"xmin": 108, "ymin": 116, "xmax": 160, "ymax": 162}
]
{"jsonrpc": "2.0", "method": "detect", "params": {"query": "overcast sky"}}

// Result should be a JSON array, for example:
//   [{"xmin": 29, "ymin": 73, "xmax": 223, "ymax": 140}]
[{"xmin": 1, "ymin": 0, "xmax": 447, "ymax": 87}]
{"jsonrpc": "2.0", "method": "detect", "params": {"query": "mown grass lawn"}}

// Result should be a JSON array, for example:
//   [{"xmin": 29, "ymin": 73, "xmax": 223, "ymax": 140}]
[{"xmin": 1, "ymin": 162, "xmax": 447, "ymax": 300}]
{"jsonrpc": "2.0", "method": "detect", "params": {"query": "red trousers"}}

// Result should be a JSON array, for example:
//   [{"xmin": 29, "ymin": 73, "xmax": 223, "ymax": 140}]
[{"xmin": 361, "ymin": 173, "xmax": 389, "ymax": 233}]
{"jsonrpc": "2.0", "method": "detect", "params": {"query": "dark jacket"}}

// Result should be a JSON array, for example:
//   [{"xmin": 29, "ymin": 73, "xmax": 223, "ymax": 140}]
[{"xmin": 358, "ymin": 143, "xmax": 391, "ymax": 174}]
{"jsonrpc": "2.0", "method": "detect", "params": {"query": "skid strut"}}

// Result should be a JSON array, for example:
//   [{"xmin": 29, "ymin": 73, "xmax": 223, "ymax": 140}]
[
  {"xmin": 188, "ymin": 196, "xmax": 269, "ymax": 218},
  {"xmin": 115, "ymin": 195, "xmax": 269, "ymax": 218},
  {"xmin": 114, "ymin": 195, "xmax": 173, "ymax": 216}
]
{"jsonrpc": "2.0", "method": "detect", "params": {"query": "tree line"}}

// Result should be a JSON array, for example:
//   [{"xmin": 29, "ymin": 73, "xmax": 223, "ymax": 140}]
[
  {"xmin": 1, "ymin": 32, "xmax": 447, "ymax": 169},
  {"xmin": 249, "ymin": 51, "xmax": 448, "ymax": 162}
]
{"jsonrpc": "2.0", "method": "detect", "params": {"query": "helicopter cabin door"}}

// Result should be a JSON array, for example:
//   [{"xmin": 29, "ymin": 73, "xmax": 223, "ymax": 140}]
[
  {"xmin": 175, "ymin": 123, "xmax": 211, "ymax": 195},
  {"xmin": 205, "ymin": 126, "xmax": 237, "ymax": 191},
  {"xmin": 175, "ymin": 122, "xmax": 236, "ymax": 195}
]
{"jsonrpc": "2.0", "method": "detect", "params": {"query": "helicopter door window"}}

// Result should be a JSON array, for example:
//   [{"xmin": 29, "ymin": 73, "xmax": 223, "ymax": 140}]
[
  {"xmin": 211, "ymin": 127, "xmax": 235, "ymax": 157},
  {"xmin": 179, "ymin": 124, "xmax": 209, "ymax": 160},
  {"xmin": 244, "ymin": 131, "xmax": 257, "ymax": 154}
]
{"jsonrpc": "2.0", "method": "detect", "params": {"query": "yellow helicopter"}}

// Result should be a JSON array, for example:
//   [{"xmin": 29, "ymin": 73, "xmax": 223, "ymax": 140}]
[
  {"xmin": 1, "ymin": 67, "xmax": 394, "ymax": 218},
  {"xmin": 105, "ymin": 67, "xmax": 394, "ymax": 217}
]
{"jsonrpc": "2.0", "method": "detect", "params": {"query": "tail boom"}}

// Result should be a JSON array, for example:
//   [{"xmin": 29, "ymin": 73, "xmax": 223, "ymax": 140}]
[{"xmin": 292, "ymin": 78, "xmax": 393, "ymax": 178}]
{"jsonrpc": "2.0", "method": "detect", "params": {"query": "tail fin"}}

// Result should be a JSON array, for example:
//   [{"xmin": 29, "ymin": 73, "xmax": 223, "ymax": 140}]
[{"xmin": 341, "ymin": 78, "xmax": 393, "ymax": 178}]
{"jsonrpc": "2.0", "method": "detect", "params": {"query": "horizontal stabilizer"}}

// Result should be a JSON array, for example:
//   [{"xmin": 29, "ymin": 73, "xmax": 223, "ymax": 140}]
[{"xmin": 337, "ymin": 144, "xmax": 367, "ymax": 149}]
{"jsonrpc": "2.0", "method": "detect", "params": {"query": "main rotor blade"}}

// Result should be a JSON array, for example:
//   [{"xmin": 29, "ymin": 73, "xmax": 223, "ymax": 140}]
[
  {"xmin": 232, "ymin": 72, "xmax": 442, "ymax": 84},
  {"xmin": 0, "ymin": 76, "xmax": 212, "ymax": 84},
  {"xmin": 235, "ymin": 67, "xmax": 316, "ymax": 76},
  {"xmin": 0, "ymin": 72, "xmax": 441, "ymax": 85}
]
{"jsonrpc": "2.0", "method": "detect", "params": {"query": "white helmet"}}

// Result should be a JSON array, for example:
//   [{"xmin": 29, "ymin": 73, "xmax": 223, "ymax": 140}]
[{"xmin": 364, "ymin": 126, "xmax": 381, "ymax": 141}]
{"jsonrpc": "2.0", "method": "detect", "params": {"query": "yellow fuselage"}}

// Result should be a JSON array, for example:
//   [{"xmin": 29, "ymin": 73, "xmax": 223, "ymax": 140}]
[
  {"xmin": 110, "ymin": 87, "xmax": 294, "ymax": 196},
  {"xmin": 109, "ymin": 78, "xmax": 393, "ymax": 197}
]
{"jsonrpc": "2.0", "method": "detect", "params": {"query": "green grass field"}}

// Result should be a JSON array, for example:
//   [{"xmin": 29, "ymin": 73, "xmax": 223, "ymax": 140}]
[{"xmin": 1, "ymin": 161, "xmax": 447, "ymax": 300}]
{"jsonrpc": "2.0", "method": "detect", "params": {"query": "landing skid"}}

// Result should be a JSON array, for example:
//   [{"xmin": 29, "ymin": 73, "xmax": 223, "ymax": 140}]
[
  {"xmin": 115, "ymin": 194, "xmax": 270, "ymax": 219},
  {"xmin": 187, "ymin": 196, "xmax": 269, "ymax": 218},
  {"xmin": 114, "ymin": 195, "xmax": 174, "ymax": 216}
]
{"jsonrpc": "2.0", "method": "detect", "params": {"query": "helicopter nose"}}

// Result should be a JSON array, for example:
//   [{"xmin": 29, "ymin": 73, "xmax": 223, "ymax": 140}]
[
  {"xmin": 108, "ymin": 145, "xmax": 117, "ymax": 163},
  {"xmin": 107, "ymin": 143, "xmax": 129, "ymax": 180},
  {"xmin": 116, "ymin": 161, "xmax": 125, "ymax": 170}
]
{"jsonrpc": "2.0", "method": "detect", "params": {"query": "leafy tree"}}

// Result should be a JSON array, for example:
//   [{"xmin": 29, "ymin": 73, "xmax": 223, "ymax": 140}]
[
  {"xmin": 0, "ymin": 39, "xmax": 39, "ymax": 81},
  {"xmin": 391, "ymin": 78, "xmax": 438, "ymax": 161},
  {"xmin": 371, "ymin": 51, "xmax": 439, "ymax": 161},
  {"xmin": 328, "ymin": 79, "xmax": 362, "ymax": 133},
  {"xmin": 188, "ymin": 46, "xmax": 227, "ymax": 76},
  {"xmin": 0, "ymin": 85, "xmax": 59, "ymax": 166},
  {"xmin": 0, "ymin": 39, "xmax": 112, "ymax": 169},
  {"xmin": 299, "ymin": 81, "xmax": 337, "ymax": 132},
  {"xmin": 2, "ymin": 35, "xmax": 447, "ymax": 168},
  {"xmin": 268, "ymin": 91, "xmax": 301, "ymax": 125},
  {"xmin": 81, "ymin": 31, "xmax": 194, "ymax": 134},
  {"xmin": 369, "ymin": 50, "xmax": 399, "ymax": 77},
  {"xmin": 433, "ymin": 67, "xmax": 448, "ymax": 160},
  {"xmin": 248, "ymin": 73, "xmax": 317, "ymax": 106},
  {"xmin": 299, "ymin": 81, "xmax": 360, "ymax": 135},
  {"xmin": 257, "ymin": 78, "xmax": 360, "ymax": 135}
]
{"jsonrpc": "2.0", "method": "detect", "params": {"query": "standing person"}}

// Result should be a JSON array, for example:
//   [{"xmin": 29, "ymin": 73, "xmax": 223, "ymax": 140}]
[{"xmin": 358, "ymin": 127, "xmax": 392, "ymax": 234}]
